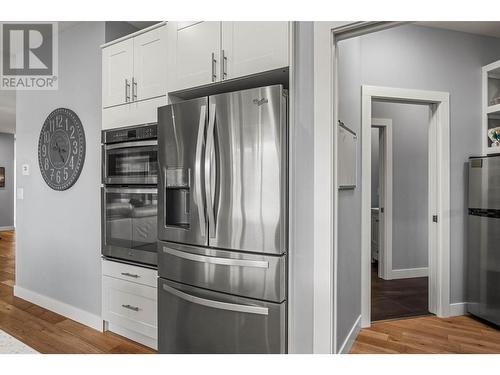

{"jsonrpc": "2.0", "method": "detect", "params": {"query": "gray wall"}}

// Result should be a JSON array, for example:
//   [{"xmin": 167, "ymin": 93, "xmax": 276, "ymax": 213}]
[
  {"xmin": 337, "ymin": 24, "xmax": 500, "ymax": 349},
  {"xmin": 0, "ymin": 133, "xmax": 15, "ymax": 228},
  {"xmin": 16, "ymin": 22, "xmax": 105, "ymax": 317},
  {"xmin": 372, "ymin": 101, "xmax": 429, "ymax": 270},
  {"xmin": 289, "ymin": 21, "xmax": 315, "ymax": 353}
]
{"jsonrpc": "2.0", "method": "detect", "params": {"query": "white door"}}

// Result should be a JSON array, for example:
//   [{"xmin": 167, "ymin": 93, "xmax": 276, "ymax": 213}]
[
  {"xmin": 174, "ymin": 22, "xmax": 221, "ymax": 91},
  {"xmin": 221, "ymin": 22, "xmax": 289, "ymax": 80},
  {"xmin": 102, "ymin": 39, "xmax": 134, "ymax": 108},
  {"xmin": 133, "ymin": 26, "xmax": 167, "ymax": 101}
]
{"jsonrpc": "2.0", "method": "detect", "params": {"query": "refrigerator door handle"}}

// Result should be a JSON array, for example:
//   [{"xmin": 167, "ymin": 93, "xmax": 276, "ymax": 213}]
[
  {"xmin": 195, "ymin": 105, "xmax": 207, "ymax": 238},
  {"xmin": 161, "ymin": 283, "xmax": 269, "ymax": 316},
  {"xmin": 162, "ymin": 246, "xmax": 269, "ymax": 268},
  {"xmin": 205, "ymin": 103, "xmax": 217, "ymax": 238}
]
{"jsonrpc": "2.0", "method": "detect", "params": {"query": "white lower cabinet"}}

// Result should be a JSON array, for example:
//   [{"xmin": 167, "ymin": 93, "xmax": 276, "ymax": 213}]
[{"xmin": 102, "ymin": 259, "xmax": 158, "ymax": 349}]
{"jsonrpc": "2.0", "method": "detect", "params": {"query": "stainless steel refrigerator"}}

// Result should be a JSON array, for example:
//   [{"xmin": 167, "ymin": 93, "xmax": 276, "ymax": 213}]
[
  {"xmin": 157, "ymin": 85, "xmax": 288, "ymax": 353},
  {"xmin": 468, "ymin": 155, "xmax": 500, "ymax": 326}
]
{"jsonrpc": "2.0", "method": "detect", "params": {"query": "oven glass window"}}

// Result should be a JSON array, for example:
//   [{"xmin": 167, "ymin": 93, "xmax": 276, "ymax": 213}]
[
  {"xmin": 107, "ymin": 146, "xmax": 158, "ymax": 180},
  {"xmin": 105, "ymin": 190, "xmax": 158, "ymax": 253}
]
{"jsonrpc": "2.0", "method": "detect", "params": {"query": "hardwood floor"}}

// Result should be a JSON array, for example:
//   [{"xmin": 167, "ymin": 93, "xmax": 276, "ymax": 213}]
[
  {"xmin": 371, "ymin": 262, "xmax": 429, "ymax": 321},
  {"xmin": 0, "ymin": 230, "xmax": 155, "ymax": 354},
  {"xmin": 350, "ymin": 315, "xmax": 500, "ymax": 353}
]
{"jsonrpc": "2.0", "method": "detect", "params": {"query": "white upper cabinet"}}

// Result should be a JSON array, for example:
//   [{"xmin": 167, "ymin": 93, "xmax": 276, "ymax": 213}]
[
  {"xmin": 102, "ymin": 38, "xmax": 134, "ymax": 108},
  {"xmin": 133, "ymin": 26, "xmax": 167, "ymax": 101},
  {"xmin": 102, "ymin": 23, "xmax": 167, "ymax": 109},
  {"xmin": 221, "ymin": 22, "xmax": 289, "ymax": 80},
  {"xmin": 173, "ymin": 22, "xmax": 221, "ymax": 91},
  {"xmin": 167, "ymin": 21, "xmax": 289, "ymax": 93}
]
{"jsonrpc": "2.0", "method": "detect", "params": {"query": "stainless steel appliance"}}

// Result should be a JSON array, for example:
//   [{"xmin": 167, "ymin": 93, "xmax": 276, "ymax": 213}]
[
  {"xmin": 468, "ymin": 155, "xmax": 500, "ymax": 326},
  {"xmin": 157, "ymin": 85, "xmax": 288, "ymax": 353},
  {"xmin": 103, "ymin": 124, "xmax": 158, "ymax": 185},
  {"xmin": 102, "ymin": 124, "xmax": 158, "ymax": 267}
]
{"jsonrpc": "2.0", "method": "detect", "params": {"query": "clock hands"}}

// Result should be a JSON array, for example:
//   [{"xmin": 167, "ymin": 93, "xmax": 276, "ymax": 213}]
[{"xmin": 52, "ymin": 140, "xmax": 66, "ymax": 163}]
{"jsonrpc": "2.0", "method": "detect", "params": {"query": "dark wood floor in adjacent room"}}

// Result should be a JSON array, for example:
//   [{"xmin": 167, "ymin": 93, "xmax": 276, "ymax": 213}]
[
  {"xmin": 371, "ymin": 262, "xmax": 429, "ymax": 321},
  {"xmin": 0, "ymin": 230, "xmax": 155, "ymax": 354}
]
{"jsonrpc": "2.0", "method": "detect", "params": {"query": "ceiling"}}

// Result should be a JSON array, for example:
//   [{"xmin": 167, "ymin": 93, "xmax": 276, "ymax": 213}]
[{"xmin": 417, "ymin": 22, "xmax": 500, "ymax": 39}]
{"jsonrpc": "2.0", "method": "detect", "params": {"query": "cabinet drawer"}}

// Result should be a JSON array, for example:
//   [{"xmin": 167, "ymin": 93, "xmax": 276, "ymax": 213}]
[
  {"xmin": 102, "ymin": 259, "xmax": 157, "ymax": 287},
  {"xmin": 102, "ymin": 276, "xmax": 157, "ymax": 339}
]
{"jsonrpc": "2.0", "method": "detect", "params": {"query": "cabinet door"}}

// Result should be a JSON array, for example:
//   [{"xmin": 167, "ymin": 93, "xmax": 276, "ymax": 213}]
[
  {"xmin": 221, "ymin": 22, "xmax": 289, "ymax": 80},
  {"xmin": 133, "ymin": 26, "xmax": 167, "ymax": 101},
  {"xmin": 174, "ymin": 22, "xmax": 221, "ymax": 91},
  {"xmin": 102, "ymin": 39, "xmax": 134, "ymax": 108}
]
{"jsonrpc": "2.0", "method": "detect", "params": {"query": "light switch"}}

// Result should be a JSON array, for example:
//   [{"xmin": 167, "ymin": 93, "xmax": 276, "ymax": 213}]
[
  {"xmin": 17, "ymin": 188, "xmax": 24, "ymax": 200},
  {"xmin": 22, "ymin": 164, "xmax": 30, "ymax": 176}
]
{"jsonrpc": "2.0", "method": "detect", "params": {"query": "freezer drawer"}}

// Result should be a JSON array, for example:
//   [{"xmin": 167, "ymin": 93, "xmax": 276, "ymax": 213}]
[
  {"xmin": 158, "ymin": 241, "xmax": 286, "ymax": 302},
  {"xmin": 467, "ymin": 214, "xmax": 500, "ymax": 325},
  {"xmin": 158, "ymin": 279, "xmax": 286, "ymax": 354}
]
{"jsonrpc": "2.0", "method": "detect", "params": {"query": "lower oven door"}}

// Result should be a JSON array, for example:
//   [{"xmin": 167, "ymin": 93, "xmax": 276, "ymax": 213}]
[
  {"xmin": 102, "ymin": 187, "xmax": 158, "ymax": 266},
  {"xmin": 158, "ymin": 278, "xmax": 286, "ymax": 354}
]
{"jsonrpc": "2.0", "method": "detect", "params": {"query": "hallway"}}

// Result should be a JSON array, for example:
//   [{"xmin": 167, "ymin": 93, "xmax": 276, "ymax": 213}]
[{"xmin": 371, "ymin": 262, "xmax": 429, "ymax": 321}]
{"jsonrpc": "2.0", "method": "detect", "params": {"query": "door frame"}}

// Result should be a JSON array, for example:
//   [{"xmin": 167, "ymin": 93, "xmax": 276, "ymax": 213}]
[
  {"xmin": 371, "ymin": 118, "xmax": 393, "ymax": 280},
  {"xmin": 361, "ymin": 85, "xmax": 450, "ymax": 327}
]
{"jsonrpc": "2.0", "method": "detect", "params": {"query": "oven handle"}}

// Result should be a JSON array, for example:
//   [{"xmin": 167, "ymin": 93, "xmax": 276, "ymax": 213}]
[
  {"xmin": 161, "ymin": 283, "xmax": 269, "ymax": 316},
  {"xmin": 105, "ymin": 187, "xmax": 157, "ymax": 194},
  {"xmin": 105, "ymin": 139, "xmax": 157, "ymax": 150}
]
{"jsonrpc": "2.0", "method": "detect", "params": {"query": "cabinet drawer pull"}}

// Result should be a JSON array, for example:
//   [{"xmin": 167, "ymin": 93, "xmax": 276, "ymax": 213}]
[
  {"xmin": 132, "ymin": 77, "xmax": 137, "ymax": 101},
  {"xmin": 121, "ymin": 272, "xmax": 140, "ymax": 278},
  {"xmin": 122, "ymin": 304, "xmax": 140, "ymax": 312},
  {"xmin": 125, "ymin": 79, "xmax": 131, "ymax": 102},
  {"xmin": 211, "ymin": 52, "xmax": 217, "ymax": 82}
]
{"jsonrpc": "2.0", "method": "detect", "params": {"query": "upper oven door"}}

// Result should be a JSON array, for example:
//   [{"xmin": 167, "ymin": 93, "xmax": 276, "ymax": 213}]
[{"xmin": 103, "ymin": 140, "xmax": 158, "ymax": 185}]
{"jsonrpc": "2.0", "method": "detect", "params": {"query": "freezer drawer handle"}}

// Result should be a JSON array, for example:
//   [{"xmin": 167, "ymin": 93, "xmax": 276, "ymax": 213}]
[
  {"xmin": 162, "ymin": 246, "xmax": 269, "ymax": 268},
  {"xmin": 162, "ymin": 283, "xmax": 269, "ymax": 315}
]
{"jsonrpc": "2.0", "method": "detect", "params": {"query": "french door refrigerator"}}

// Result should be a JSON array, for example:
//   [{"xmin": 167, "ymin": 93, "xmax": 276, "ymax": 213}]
[
  {"xmin": 468, "ymin": 155, "xmax": 500, "ymax": 326},
  {"xmin": 157, "ymin": 85, "xmax": 288, "ymax": 353}
]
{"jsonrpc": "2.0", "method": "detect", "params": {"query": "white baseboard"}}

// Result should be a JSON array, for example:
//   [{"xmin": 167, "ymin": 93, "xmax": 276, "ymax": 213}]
[
  {"xmin": 449, "ymin": 302, "xmax": 467, "ymax": 317},
  {"xmin": 0, "ymin": 226, "xmax": 15, "ymax": 231},
  {"xmin": 338, "ymin": 315, "xmax": 361, "ymax": 354},
  {"xmin": 13, "ymin": 285, "xmax": 102, "ymax": 331},
  {"xmin": 389, "ymin": 267, "xmax": 428, "ymax": 279}
]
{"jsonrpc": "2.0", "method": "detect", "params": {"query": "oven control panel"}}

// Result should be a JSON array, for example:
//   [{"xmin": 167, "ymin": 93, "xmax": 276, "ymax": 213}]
[{"xmin": 103, "ymin": 124, "xmax": 157, "ymax": 144}]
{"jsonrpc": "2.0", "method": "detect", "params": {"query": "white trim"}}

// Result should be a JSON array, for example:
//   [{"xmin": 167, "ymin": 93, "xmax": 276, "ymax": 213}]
[
  {"xmin": 0, "ymin": 226, "xmax": 15, "ymax": 231},
  {"xmin": 105, "ymin": 322, "xmax": 157, "ymax": 350},
  {"xmin": 361, "ymin": 85, "xmax": 451, "ymax": 328},
  {"xmin": 338, "ymin": 315, "xmax": 361, "ymax": 354},
  {"xmin": 390, "ymin": 267, "xmax": 429, "ymax": 279},
  {"xmin": 13, "ymin": 285, "xmax": 103, "ymax": 331},
  {"xmin": 371, "ymin": 118, "xmax": 393, "ymax": 280},
  {"xmin": 449, "ymin": 302, "xmax": 467, "ymax": 317}
]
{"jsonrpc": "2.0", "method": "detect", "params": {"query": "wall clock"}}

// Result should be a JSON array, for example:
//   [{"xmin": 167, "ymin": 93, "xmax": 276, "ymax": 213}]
[{"xmin": 38, "ymin": 108, "xmax": 86, "ymax": 191}]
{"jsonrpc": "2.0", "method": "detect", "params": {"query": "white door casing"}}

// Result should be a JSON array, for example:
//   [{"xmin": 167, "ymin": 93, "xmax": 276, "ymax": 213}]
[{"xmin": 361, "ymin": 86, "xmax": 450, "ymax": 327}]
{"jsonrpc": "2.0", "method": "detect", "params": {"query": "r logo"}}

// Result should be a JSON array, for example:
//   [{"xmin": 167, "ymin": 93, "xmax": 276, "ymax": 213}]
[{"xmin": 2, "ymin": 23, "xmax": 53, "ymax": 76}]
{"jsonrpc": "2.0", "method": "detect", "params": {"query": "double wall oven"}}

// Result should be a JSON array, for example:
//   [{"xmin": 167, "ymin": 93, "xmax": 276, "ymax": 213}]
[{"xmin": 101, "ymin": 124, "xmax": 158, "ymax": 267}]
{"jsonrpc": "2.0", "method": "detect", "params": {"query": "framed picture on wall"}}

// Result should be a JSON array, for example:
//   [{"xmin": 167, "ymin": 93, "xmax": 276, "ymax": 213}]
[{"xmin": 0, "ymin": 167, "xmax": 5, "ymax": 188}]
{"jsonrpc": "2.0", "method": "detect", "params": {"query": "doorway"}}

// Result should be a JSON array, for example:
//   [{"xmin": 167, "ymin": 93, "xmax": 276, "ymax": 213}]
[
  {"xmin": 361, "ymin": 86, "xmax": 450, "ymax": 327},
  {"xmin": 371, "ymin": 109, "xmax": 431, "ymax": 322}
]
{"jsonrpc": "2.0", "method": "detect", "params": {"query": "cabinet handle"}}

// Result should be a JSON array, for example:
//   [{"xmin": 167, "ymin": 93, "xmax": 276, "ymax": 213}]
[
  {"xmin": 121, "ymin": 304, "xmax": 140, "ymax": 312},
  {"xmin": 132, "ymin": 77, "xmax": 137, "ymax": 101},
  {"xmin": 211, "ymin": 52, "xmax": 217, "ymax": 82},
  {"xmin": 221, "ymin": 49, "xmax": 227, "ymax": 80},
  {"xmin": 121, "ymin": 272, "xmax": 140, "ymax": 278},
  {"xmin": 125, "ymin": 79, "xmax": 130, "ymax": 102}
]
